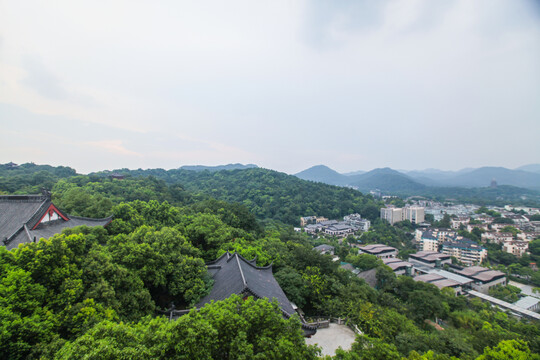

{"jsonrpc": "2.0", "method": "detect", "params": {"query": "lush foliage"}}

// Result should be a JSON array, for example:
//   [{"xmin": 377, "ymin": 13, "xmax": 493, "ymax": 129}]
[
  {"xmin": 56, "ymin": 295, "xmax": 319, "ymax": 360},
  {"xmin": 0, "ymin": 163, "xmax": 76, "ymax": 194},
  {"xmin": 100, "ymin": 168, "xmax": 383, "ymax": 225},
  {"xmin": 1, "ymin": 165, "xmax": 540, "ymax": 359}
]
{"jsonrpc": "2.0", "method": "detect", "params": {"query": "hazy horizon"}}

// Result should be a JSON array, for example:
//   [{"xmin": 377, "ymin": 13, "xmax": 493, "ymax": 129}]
[
  {"xmin": 2, "ymin": 1, "xmax": 540, "ymax": 174},
  {"xmin": 3, "ymin": 160, "xmax": 540, "ymax": 177}
]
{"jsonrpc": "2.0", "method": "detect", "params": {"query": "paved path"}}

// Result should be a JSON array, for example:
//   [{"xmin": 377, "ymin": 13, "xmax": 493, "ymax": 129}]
[{"xmin": 305, "ymin": 323, "xmax": 357, "ymax": 356}]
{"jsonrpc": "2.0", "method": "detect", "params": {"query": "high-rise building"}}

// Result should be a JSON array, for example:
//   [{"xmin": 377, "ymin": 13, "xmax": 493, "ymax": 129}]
[
  {"xmin": 381, "ymin": 206, "xmax": 425, "ymax": 225},
  {"xmin": 405, "ymin": 206, "xmax": 425, "ymax": 224},
  {"xmin": 380, "ymin": 207, "xmax": 404, "ymax": 225}
]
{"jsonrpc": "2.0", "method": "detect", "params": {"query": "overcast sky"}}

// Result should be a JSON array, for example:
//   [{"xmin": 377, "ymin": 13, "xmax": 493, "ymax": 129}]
[{"xmin": 1, "ymin": 0, "xmax": 539, "ymax": 174}]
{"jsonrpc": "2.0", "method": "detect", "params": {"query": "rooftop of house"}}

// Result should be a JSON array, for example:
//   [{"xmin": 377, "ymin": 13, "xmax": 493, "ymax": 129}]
[
  {"xmin": 382, "ymin": 257, "xmax": 412, "ymax": 270},
  {"xmin": 196, "ymin": 252, "xmax": 295, "ymax": 316},
  {"xmin": 327, "ymin": 224, "xmax": 352, "ymax": 231},
  {"xmin": 455, "ymin": 266, "xmax": 505, "ymax": 283},
  {"xmin": 359, "ymin": 244, "xmax": 397, "ymax": 254},
  {"xmin": 1, "ymin": 194, "xmax": 111, "ymax": 250},
  {"xmin": 442, "ymin": 238, "xmax": 485, "ymax": 251},
  {"xmin": 313, "ymin": 244, "xmax": 335, "ymax": 252},
  {"xmin": 410, "ymin": 251, "xmax": 451, "ymax": 262},
  {"xmin": 414, "ymin": 273, "xmax": 461, "ymax": 289},
  {"xmin": 357, "ymin": 268, "xmax": 378, "ymax": 288}
]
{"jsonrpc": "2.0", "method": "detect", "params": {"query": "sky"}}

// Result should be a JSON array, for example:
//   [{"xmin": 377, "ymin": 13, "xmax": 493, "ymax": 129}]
[{"xmin": 1, "ymin": 0, "xmax": 539, "ymax": 174}]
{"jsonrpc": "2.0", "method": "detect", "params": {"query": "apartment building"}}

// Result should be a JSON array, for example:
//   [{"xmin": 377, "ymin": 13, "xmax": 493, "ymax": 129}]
[{"xmin": 441, "ymin": 238, "xmax": 487, "ymax": 266}]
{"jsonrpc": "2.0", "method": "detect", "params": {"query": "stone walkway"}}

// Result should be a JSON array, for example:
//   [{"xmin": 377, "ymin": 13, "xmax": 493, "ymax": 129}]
[{"xmin": 305, "ymin": 323, "xmax": 357, "ymax": 356}]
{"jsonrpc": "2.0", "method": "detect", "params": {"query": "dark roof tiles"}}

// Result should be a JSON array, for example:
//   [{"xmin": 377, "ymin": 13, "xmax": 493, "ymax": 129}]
[
  {"xmin": 196, "ymin": 252, "xmax": 295, "ymax": 316},
  {"xmin": 1, "ymin": 194, "xmax": 112, "ymax": 250}
]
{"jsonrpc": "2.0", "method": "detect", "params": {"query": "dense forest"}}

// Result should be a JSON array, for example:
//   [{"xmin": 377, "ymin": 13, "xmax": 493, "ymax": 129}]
[
  {"xmin": 1, "ymin": 164, "xmax": 539, "ymax": 359},
  {"xmin": 98, "ymin": 167, "xmax": 384, "ymax": 225}
]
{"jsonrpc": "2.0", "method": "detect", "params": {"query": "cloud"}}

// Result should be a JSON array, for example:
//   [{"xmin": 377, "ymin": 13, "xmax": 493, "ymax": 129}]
[
  {"xmin": 21, "ymin": 55, "xmax": 68, "ymax": 100},
  {"xmin": 85, "ymin": 140, "xmax": 141, "ymax": 157},
  {"xmin": 0, "ymin": 0, "xmax": 539, "ymax": 173}
]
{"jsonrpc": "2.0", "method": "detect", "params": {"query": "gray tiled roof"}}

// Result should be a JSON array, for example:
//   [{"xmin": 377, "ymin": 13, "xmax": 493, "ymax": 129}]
[
  {"xmin": 0, "ymin": 195, "xmax": 47, "ymax": 242},
  {"xmin": 196, "ymin": 252, "xmax": 295, "ymax": 315},
  {"xmin": 1, "ymin": 195, "xmax": 112, "ymax": 250},
  {"xmin": 357, "ymin": 268, "xmax": 378, "ymax": 288},
  {"xmin": 314, "ymin": 244, "xmax": 335, "ymax": 252}
]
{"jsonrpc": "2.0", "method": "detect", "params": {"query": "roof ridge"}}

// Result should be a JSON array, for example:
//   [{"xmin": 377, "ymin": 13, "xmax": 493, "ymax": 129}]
[
  {"xmin": 232, "ymin": 252, "xmax": 273, "ymax": 270},
  {"xmin": 235, "ymin": 253, "xmax": 247, "ymax": 287},
  {"xmin": 67, "ymin": 215, "xmax": 113, "ymax": 222},
  {"xmin": 25, "ymin": 199, "xmax": 51, "ymax": 229}
]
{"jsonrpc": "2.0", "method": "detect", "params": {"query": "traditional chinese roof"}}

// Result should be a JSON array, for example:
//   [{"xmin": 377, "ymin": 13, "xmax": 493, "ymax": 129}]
[
  {"xmin": 1, "ymin": 194, "xmax": 112, "ymax": 250},
  {"xmin": 196, "ymin": 252, "xmax": 316, "ymax": 335},
  {"xmin": 197, "ymin": 252, "xmax": 294, "ymax": 313}
]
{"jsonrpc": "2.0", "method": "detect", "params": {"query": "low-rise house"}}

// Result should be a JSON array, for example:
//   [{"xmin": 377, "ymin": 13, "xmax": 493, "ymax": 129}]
[
  {"xmin": 408, "ymin": 251, "xmax": 452, "ymax": 268},
  {"xmin": 482, "ymin": 232, "xmax": 513, "ymax": 243},
  {"xmin": 324, "ymin": 223, "xmax": 354, "ymax": 237},
  {"xmin": 313, "ymin": 244, "xmax": 335, "ymax": 255},
  {"xmin": 467, "ymin": 223, "xmax": 489, "ymax": 232},
  {"xmin": 382, "ymin": 257, "xmax": 414, "ymax": 275},
  {"xmin": 490, "ymin": 223, "xmax": 510, "ymax": 231},
  {"xmin": 356, "ymin": 268, "xmax": 378, "ymax": 288},
  {"xmin": 451, "ymin": 217, "xmax": 470, "ymax": 229},
  {"xmin": 414, "ymin": 273, "xmax": 463, "ymax": 294},
  {"xmin": 300, "ymin": 216, "xmax": 328, "ymax": 227},
  {"xmin": 358, "ymin": 244, "xmax": 397, "ymax": 259},
  {"xmin": 340, "ymin": 262, "xmax": 360, "ymax": 275},
  {"xmin": 504, "ymin": 215, "xmax": 529, "ymax": 227},
  {"xmin": 472, "ymin": 215, "xmax": 494, "ymax": 224},
  {"xmin": 304, "ymin": 223, "xmax": 323, "ymax": 234},
  {"xmin": 454, "ymin": 266, "xmax": 506, "ymax": 294},
  {"xmin": 517, "ymin": 232, "xmax": 540, "ymax": 241},
  {"xmin": 503, "ymin": 241, "xmax": 529, "ymax": 258},
  {"xmin": 343, "ymin": 214, "xmax": 371, "ymax": 232},
  {"xmin": 319, "ymin": 220, "xmax": 339, "ymax": 227}
]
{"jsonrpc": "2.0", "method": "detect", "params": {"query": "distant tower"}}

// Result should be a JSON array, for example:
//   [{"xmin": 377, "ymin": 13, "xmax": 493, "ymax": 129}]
[{"xmin": 490, "ymin": 178, "xmax": 497, "ymax": 188}]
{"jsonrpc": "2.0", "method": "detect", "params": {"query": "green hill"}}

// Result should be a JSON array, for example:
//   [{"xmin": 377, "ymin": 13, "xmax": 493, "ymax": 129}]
[{"xmin": 113, "ymin": 167, "xmax": 382, "ymax": 225}]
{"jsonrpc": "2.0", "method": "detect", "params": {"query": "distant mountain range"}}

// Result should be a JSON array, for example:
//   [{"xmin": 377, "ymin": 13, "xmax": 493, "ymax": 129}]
[
  {"xmin": 295, "ymin": 164, "xmax": 540, "ymax": 192},
  {"xmin": 179, "ymin": 164, "xmax": 258, "ymax": 172}
]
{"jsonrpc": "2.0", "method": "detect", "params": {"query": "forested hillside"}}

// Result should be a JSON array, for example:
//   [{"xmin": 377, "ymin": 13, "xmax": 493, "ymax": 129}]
[
  {"xmin": 0, "ymin": 163, "xmax": 77, "ymax": 194},
  {"xmin": 1, "ymin": 164, "xmax": 539, "ymax": 359},
  {"xmin": 97, "ymin": 167, "xmax": 383, "ymax": 225}
]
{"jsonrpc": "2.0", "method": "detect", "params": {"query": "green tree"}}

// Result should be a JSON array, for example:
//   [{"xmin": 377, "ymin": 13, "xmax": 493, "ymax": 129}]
[{"xmin": 476, "ymin": 339, "xmax": 540, "ymax": 360}]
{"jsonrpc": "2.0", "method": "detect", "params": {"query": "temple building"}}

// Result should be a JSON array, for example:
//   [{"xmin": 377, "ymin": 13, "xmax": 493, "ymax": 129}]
[
  {"xmin": 1, "ymin": 193, "xmax": 112, "ymax": 250},
  {"xmin": 196, "ymin": 252, "xmax": 317, "ymax": 336}
]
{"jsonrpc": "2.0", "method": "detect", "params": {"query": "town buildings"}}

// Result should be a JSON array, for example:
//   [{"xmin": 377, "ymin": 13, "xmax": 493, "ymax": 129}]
[
  {"xmin": 414, "ymin": 273, "xmax": 463, "ymax": 294},
  {"xmin": 441, "ymin": 238, "xmax": 487, "ymax": 265},
  {"xmin": 502, "ymin": 241, "xmax": 529, "ymax": 258},
  {"xmin": 301, "ymin": 214, "xmax": 370, "ymax": 236},
  {"xmin": 408, "ymin": 251, "xmax": 452, "ymax": 268},
  {"xmin": 454, "ymin": 266, "xmax": 506, "ymax": 294},
  {"xmin": 358, "ymin": 244, "xmax": 397, "ymax": 259},
  {"xmin": 380, "ymin": 206, "xmax": 425, "ymax": 225},
  {"xmin": 382, "ymin": 257, "xmax": 414, "ymax": 275}
]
